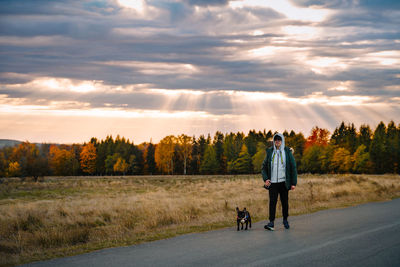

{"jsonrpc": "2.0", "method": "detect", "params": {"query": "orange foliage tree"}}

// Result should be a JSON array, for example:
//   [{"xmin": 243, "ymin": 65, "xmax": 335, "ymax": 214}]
[
  {"xmin": 11, "ymin": 142, "xmax": 46, "ymax": 181},
  {"xmin": 49, "ymin": 145, "xmax": 78, "ymax": 176},
  {"xmin": 80, "ymin": 143, "xmax": 97, "ymax": 175},
  {"xmin": 305, "ymin": 126, "xmax": 330, "ymax": 149}
]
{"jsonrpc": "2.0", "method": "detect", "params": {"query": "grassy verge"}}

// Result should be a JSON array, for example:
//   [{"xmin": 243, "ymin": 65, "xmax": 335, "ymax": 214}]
[{"xmin": 0, "ymin": 174, "xmax": 399, "ymax": 266}]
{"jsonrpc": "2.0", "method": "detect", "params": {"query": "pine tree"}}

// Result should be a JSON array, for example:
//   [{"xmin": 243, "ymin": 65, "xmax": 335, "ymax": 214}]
[
  {"xmin": 285, "ymin": 132, "xmax": 306, "ymax": 170},
  {"xmin": 213, "ymin": 132, "xmax": 225, "ymax": 174},
  {"xmin": 0, "ymin": 151, "xmax": 6, "ymax": 177},
  {"xmin": 300, "ymin": 145, "xmax": 323, "ymax": 173},
  {"xmin": 386, "ymin": 121, "xmax": 399, "ymax": 173},
  {"xmin": 252, "ymin": 142, "xmax": 267, "ymax": 173},
  {"xmin": 189, "ymin": 137, "xmax": 200, "ymax": 174},
  {"xmin": 353, "ymin": 145, "xmax": 372, "ymax": 174},
  {"xmin": 370, "ymin": 122, "xmax": 387, "ymax": 173},
  {"xmin": 233, "ymin": 144, "xmax": 253, "ymax": 174},
  {"xmin": 146, "ymin": 143, "xmax": 156, "ymax": 175},
  {"xmin": 358, "ymin": 124, "xmax": 372, "ymax": 152},
  {"xmin": 200, "ymin": 145, "xmax": 219, "ymax": 174}
]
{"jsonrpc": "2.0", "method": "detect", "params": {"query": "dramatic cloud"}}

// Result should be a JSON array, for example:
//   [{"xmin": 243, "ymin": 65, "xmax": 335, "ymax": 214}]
[{"xmin": 0, "ymin": 0, "xmax": 399, "ymax": 143}]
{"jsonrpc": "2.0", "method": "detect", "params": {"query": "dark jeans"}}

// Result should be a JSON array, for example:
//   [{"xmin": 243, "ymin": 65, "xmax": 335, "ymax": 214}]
[{"xmin": 269, "ymin": 182, "xmax": 289, "ymax": 222}]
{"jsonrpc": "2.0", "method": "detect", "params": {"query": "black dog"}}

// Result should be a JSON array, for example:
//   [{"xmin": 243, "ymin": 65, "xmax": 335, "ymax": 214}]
[{"xmin": 236, "ymin": 207, "xmax": 252, "ymax": 231}]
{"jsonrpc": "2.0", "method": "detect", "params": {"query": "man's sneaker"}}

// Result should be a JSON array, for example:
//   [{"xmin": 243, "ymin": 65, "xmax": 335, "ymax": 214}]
[
  {"xmin": 283, "ymin": 220, "xmax": 290, "ymax": 229},
  {"xmin": 264, "ymin": 221, "xmax": 274, "ymax": 231}
]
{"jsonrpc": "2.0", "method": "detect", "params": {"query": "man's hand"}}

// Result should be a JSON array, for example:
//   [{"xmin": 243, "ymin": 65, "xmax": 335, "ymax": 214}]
[
  {"xmin": 265, "ymin": 180, "xmax": 271, "ymax": 187},
  {"xmin": 291, "ymin": 185, "xmax": 296, "ymax": 190}
]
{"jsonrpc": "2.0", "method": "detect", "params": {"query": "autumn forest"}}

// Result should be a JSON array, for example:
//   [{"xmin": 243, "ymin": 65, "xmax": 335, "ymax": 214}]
[{"xmin": 1, "ymin": 121, "xmax": 399, "ymax": 179}]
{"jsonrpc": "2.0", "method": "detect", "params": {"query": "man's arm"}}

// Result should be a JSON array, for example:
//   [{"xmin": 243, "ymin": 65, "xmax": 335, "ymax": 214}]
[
  {"xmin": 261, "ymin": 150, "xmax": 270, "ymax": 183},
  {"xmin": 289, "ymin": 150, "xmax": 297, "ymax": 187}
]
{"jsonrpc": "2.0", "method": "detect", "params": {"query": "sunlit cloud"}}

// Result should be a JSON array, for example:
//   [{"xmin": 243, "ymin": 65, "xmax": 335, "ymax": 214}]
[
  {"xmin": 328, "ymin": 81, "xmax": 353, "ymax": 92},
  {"xmin": 229, "ymin": 0, "xmax": 331, "ymax": 22},
  {"xmin": 98, "ymin": 61, "xmax": 199, "ymax": 75},
  {"xmin": 303, "ymin": 56, "xmax": 349, "ymax": 75},
  {"xmin": 0, "ymin": 36, "xmax": 76, "ymax": 46},
  {"xmin": 149, "ymin": 88, "xmax": 205, "ymax": 96},
  {"xmin": 282, "ymin": 25, "xmax": 319, "ymax": 40},
  {"xmin": 26, "ymin": 78, "xmax": 102, "ymax": 93},
  {"xmin": 366, "ymin": 50, "xmax": 400, "ymax": 66},
  {"xmin": 117, "ymin": 0, "xmax": 146, "ymax": 13}
]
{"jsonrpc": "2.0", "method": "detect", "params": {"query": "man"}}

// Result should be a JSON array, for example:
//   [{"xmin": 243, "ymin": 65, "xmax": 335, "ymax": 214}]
[{"xmin": 261, "ymin": 133, "xmax": 297, "ymax": 230}]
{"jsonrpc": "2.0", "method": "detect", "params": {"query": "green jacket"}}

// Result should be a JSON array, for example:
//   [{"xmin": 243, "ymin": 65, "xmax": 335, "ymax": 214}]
[{"xmin": 261, "ymin": 146, "xmax": 297, "ymax": 190}]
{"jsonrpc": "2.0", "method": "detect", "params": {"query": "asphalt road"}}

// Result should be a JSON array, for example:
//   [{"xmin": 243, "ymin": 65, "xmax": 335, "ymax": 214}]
[{"xmin": 23, "ymin": 198, "xmax": 400, "ymax": 267}]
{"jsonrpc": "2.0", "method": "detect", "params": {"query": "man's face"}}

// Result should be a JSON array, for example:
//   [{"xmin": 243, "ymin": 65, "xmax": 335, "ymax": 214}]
[{"xmin": 274, "ymin": 139, "xmax": 282, "ymax": 149}]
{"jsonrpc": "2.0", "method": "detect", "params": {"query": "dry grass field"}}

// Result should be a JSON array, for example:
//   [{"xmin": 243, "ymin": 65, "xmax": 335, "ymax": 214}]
[{"xmin": 0, "ymin": 174, "xmax": 399, "ymax": 266}]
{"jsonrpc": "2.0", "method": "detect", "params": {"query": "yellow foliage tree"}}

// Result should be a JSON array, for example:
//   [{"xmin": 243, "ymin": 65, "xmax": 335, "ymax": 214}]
[
  {"xmin": 330, "ymin": 147, "xmax": 353, "ymax": 173},
  {"xmin": 49, "ymin": 145, "xmax": 76, "ymax": 175},
  {"xmin": 155, "ymin": 135, "xmax": 176, "ymax": 174},
  {"xmin": 113, "ymin": 157, "xmax": 129, "ymax": 175},
  {"xmin": 8, "ymin": 162, "xmax": 21, "ymax": 177},
  {"xmin": 80, "ymin": 143, "xmax": 97, "ymax": 175},
  {"xmin": 177, "ymin": 134, "xmax": 192, "ymax": 175}
]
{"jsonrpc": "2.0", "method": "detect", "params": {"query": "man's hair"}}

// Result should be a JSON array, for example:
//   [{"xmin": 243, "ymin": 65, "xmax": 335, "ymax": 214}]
[{"xmin": 274, "ymin": 135, "xmax": 282, "ymax": 141}]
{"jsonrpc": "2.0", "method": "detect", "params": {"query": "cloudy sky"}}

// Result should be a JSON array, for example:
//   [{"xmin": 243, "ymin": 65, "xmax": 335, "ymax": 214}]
[{"xmin": 1, "ymin": 0, "xmax": 399, "ymax": 144}]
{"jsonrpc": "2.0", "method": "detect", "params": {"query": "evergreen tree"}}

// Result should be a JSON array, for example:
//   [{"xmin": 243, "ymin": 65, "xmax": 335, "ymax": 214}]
[
  {"xmin": 300, "ymin": 145, "xmax": 323, "ymax": 173},
  {"xmin": 386, "ymin": 121, "xmax": 399, "ymax": 173},
  {"xmin": 232, "ymin": 144, "xmax": 253, "ymax": 174},
  {"xmin": 105, "ymin": 153, "xmax": 121, "ymax": 175},
  {"xmin": 331, "ymin": 122, "xmax": 346, "ymax": 146},
  {"xmin": 346, "ymin": 123, "xmax": 358, "ymax": 154},
  {"xmin": 0, "ymin": 151, "xmax": 6, "ymax": 177},
  {"xmin": 330, "ymin": 122, "xmax": 357, "ymax": 153},
  {"xmin": 189, "ymin": 137, "xmax": 200, "ymax": 174},
  {"xmin": 223, "ymin": 133, "xmax": 236, "ymax": 163},
  {"xmin": 264, "ymin": 130, "xmax": 273, "ymax": 144},
  {"xmin": 370, "ymin": 122, "xmax": 387, "ymax": 173},
  {"xmin": 128, "ymin": 154, "xmax": 141, "ymax": 175},
  {"xmin": 319, "ymin": 144, "xmax": 335, "ymax": 173},
  {"xmin": 353, "ymin": 145, "xmax": 372, "ymax": 174},
  {"xmin": 245, "ymin": 130, "xmax": 258, "ymax": 157},
  {"xmin": 200, "ymin": 145, "xmax": 219, "ymax": 174},
  {"xmin": 198, "ymin": 135, "xmax": 208, "ymax": 167},
  {"xmin": 146, "ymin": 143, "xmax": 156, "ymax": 175},
  {"xmin": 252, "ymin": 142, "xmax": 267, "ymax": 173},
  {"xmin": 285, "ymin": 132, "xmax": 306, "ymax": 170},
  {"xmin": 358, "ymin": 124, "xmax": 372, "ymax": 152},
  {"xmin": 213, "ymin": 131, "xmax": 225, "ymax": 174}
]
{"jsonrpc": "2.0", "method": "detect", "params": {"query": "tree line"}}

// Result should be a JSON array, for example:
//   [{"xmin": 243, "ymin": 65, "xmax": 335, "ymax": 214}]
[{"xmin": 0, "ymin": 121, "xmax": 399, "ymax": 179}]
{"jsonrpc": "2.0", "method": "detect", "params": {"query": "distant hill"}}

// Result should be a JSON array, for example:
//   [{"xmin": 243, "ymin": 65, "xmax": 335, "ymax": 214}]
[{"xmin": 0, "ymin": 139, "xmax": 22, "ymax": 148}]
